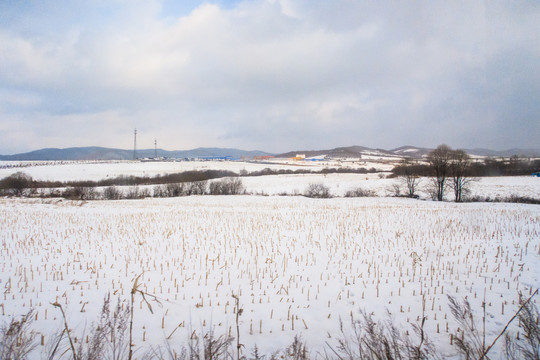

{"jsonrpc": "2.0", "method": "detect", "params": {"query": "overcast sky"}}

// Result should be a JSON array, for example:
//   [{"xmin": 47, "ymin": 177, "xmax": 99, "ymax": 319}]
[{"xmin": 0, "ymin": 0, "xmax": 539, "ymax": 154}]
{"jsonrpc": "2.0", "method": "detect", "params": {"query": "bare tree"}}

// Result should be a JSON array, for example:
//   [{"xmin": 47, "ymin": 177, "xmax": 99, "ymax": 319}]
[
  {"xmin": 399, "ymin": 158, "xmax": 422, "ymax": 198},
  {"xmin": 103, "ymin": 186, "xmax": 122, "ymax": 200},
  {"xmin": 190, "ymin": 181, "xmax": 208, "ymax": 195},
  {"xmin": 450, "ymin": 150, "xmax": 473, "ymax": 202},
  {"xmin": 0, "ymin": 172, "xmax": 34, "ymax": 197},
  {"xmin": 209, "ymin": 178, "xmax": 244, "ymax": 195},
  {"xmin": 427, "ymin": 145, "xmax": 453, "ymax": 201},
  {"xmin": 344, "ymin": 187, "xmax": 375, "ymax": 197},
  {"xmin": 165, "ymin": 183, "xmax": 185, "ymax": 197},
  {"xmin": 304, "ymin": 183, "xmax": 331, "ymax": 198}
]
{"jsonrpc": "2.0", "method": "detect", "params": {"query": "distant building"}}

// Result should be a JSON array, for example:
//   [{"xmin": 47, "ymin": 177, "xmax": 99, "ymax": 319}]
[
  {"xmin": 304, "ymin": 155, "xmax": 327, "ymax": 161},
  {"xmin": 199, "ymin": 156, "xmax": 235, "ymax": 161},
  {"xmin": 254, "ymin": 155, "xmax": 274, "ymax": 161}
]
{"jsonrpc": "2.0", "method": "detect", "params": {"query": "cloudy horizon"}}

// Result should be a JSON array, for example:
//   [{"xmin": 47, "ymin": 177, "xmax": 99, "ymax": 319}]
[{"xmin": 1, "ymin": 0, "xmax": 539, "ymax": 155}]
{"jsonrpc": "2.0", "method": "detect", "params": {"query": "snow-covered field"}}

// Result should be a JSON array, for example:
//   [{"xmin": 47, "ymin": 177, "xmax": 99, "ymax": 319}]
[
  {"xmin": 2, "ymin": 160, "xmax": 539, "ymax": 200},
  {"xmin": 1, "ymin": 196, "xmax": 539, "ymax": 358},
  {"xmin": 242, "ymin": 173, "xmax": 540, "ymax": 199},
  {"xmin": 0, "ymin": 159, "xmax": 395, "ymax": 182},
  {"xmin": 1, "ymin": 160, "xmax": 540, "ymax": 358}
]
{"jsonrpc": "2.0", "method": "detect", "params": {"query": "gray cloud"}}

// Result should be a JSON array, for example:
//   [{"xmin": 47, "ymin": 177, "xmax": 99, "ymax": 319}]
[{"xmin": 0, "ymin": 0, "xmax": 538, "ymax": 154}]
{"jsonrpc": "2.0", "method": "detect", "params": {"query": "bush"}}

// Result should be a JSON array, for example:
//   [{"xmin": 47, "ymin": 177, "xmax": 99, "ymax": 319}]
[
  {"xmin": 62, "ymin": 186, "xmax": 98, "ymax": 200},
  {"xmin": 189, "ymin": 181, "xmax": 208, "ymax": 195},
  {"xmin": 165, "ymin": 183, "xmax": 185, "ymax": 197},
  {"xmin": 345, "ymin": 187, "xmax": 376, "ymax": 197},
  {"xmin": 125, "ymin": 186, "xmax": 141, "ymax": 199},
  {"xmin": 103, "ymin": 186, "xmax": 121, "ymax": 200},
  {"xmin": 304, "ymin": 183, "xmax": 331, "ymax": 198},
  {"xmin": 152, "ymin": 185, "xmax": 166, "ymax": 198},
  {"xmin": 209, "ymin": 178, "xmax": 244, "ymax": 195}
]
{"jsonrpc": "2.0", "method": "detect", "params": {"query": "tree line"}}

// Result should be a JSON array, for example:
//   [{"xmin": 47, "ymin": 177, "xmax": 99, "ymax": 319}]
[
  {"xmin": 392, "ymin": 144, "xmax": 539, "ymax": 202},
  {"xmin": 0, "ymin": 167, "xmax": 378, "ymax": 198},
  {"xmin": 393, "ymin": 151, "xmax": 540, "ymax": 178},
  {"xmin": 1, "ymin": 146, "xmax": 538, "ymax": 202}
]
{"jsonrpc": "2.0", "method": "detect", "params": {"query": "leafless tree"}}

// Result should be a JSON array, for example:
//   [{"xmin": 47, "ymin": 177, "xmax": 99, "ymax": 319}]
[
  {"xmin": 0, "ymin": 172, "xmax": 34, "ymax": 197},
  {"xmin": 450, "ymin": 149, "xmax": 474, "ymax": 202},
  {"xmin": 344, "ymin": 187, "xmax": 375, "ymax": 197},
  {"xmin": 304, "ymin": 183, "xmax": 331, "ymax": 198},
  {"xmin": 427, "ymin": 145, "xmax": 453, "ymax": 201},
  {"xmin": 209, "ymin": 178, "xmax": 244, "ymax": 195},
  {"xmin": 166, "ymin": 183, "xmax": 186, "ymax": 197},
  {"xmin": 399, "ymin": 158, "xmax": 422, "ymax": 198},
  {"xmin": 223, "ymin": 178, "xmax": 244, "ymax": 195},
  {"xmin": 190, "ymin": 181, "xmax": 208, "ymax": 195},
  {"xmin": 103, "ymin": 186, "xmax": 121, "ymax": 200}
]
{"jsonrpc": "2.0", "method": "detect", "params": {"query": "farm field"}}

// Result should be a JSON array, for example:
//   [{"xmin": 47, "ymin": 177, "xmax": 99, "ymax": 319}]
[
  {"xmin": 1, "ymin": 195, "xmax": 539, "ymax": 358},
  {"xmin": 1, "ymin": 159, "xmax": 539, "ymax": 200},
  {"xmin": 241, "ymin": 173, "xmax": 540, "ymax": 199},
  {"xmin": 0, "ymin": 158, "xmax": 395, "ymax": 182}
]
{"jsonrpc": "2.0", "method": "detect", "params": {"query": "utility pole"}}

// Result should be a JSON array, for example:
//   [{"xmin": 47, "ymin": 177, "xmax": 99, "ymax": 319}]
[
  {"xmin": 154, "ymin": 138, "xmax": 157, "ymax": 159},
  {"xmin": 133, "ymin": 128, "xmax": 137, "ymax": 160}
]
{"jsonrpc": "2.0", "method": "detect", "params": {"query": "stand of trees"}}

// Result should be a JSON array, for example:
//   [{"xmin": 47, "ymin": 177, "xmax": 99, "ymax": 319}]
[
  {"xmin": 424, "ymin": 145, "xmax": 475, "ymax": 202},
  {"xmin": 427, "ymin": 145, "xmax": 454, "ymax": 201},
  {"xmin": 394, "ymin": 145, "xmax": 475, "ymax": 202},
  {"xmin": 397, "ymin": 159, "xmax": 422, "ymax": 198},
  {"xmin": 0, "ymin": 172, "xmax": 35, "ymax": 197},
  {"xmin": 393, "ymin": 155, "xmax": 540, "ymax": 178},
  {"xmin": 450, "ymin": 149, "xmax": 473, "ymax": 202},
  {"xmin": 393, "ymin": 145, "xmax": 540, "ymax": 202}
]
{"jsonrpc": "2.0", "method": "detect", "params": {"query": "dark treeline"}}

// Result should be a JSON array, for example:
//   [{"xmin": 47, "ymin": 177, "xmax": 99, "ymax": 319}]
[
  {"xmin": 392, "ymin": 157, "xmax": 540, "ymax": 177},
  {"xmin": 243, "ymin": 166, "xmax": 377, "ymax": 177},
  {"xmin": 1, "ymin": 167, "xmax": 378, "ymax": 192},
  {"xmin": 470, "ymin": 157, "xmax": 540, "ymax": 176},
  {"xmin": 30, "ymin": 169, "xmax": 238, "ymax": 188}
]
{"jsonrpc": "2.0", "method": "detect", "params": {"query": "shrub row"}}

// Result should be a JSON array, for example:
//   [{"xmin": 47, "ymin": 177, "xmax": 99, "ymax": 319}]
[
  {"xmin": 0, "ymin": 167, "xmax": 379, "ymax": 194},
  {"xmin": 55, "ymin": 178, "xmax": 246, "ymax": 200}
]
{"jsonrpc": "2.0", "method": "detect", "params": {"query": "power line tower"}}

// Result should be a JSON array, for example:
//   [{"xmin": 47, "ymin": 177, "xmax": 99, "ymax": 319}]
[
  {"xmin": 154, "ymin": 138, "xmax": 157, "ymax": 158},
  {"xmin": 133, "ymin": 128, "xmax": 137, "ymax": 160}
]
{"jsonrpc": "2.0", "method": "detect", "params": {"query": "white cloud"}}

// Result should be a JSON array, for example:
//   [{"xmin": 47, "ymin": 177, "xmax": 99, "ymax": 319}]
[{"xmin": 0, "ymin": 0, "xmax": 539, "ymax": 154}]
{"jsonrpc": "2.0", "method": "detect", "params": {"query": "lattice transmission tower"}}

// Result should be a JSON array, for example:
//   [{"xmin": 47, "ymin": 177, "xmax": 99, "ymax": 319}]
[{"xmin": 133, "ymin": 128, "xmax": 137, "ymax": 160}]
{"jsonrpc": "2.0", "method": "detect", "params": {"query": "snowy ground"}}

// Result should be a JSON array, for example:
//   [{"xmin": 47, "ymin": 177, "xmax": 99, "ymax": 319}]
[
  {"xmin": 0, "ymin": 159, "xmax": 395, "ymax": 182},
  {"xmin": 2, "ymin": 160, "xmax": 539, "ymax": 201},
  {"xmin": 1, "ymin": 160, "xmax": 539, "ymax": 358},
  {"xmin": 241, "ymin": 173, "xmax": 540, "ymax": 199},
  {"xmin": 1, "ymin": 196, "xmax": 539, "ymax": 359}
]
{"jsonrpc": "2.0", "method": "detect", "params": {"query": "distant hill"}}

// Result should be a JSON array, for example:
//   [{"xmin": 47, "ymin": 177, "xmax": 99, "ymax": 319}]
[
  {"xmin": 0, "ymin": 147, "xmax": 272, "ymax": 161},
  {"xmin": 277, "ymin": 145, "xmax": 389, "ymax": 159},
  {"xmin": 1, "ymin": 145, "xmax": 538, "ymax": 161},
  {"xmin": 277, "ymin": 145, "xmax": 540, "ymax": 159},
  {"xmin": 389, "ymin": 146, "xmax": 432, "ymax": 158}
]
